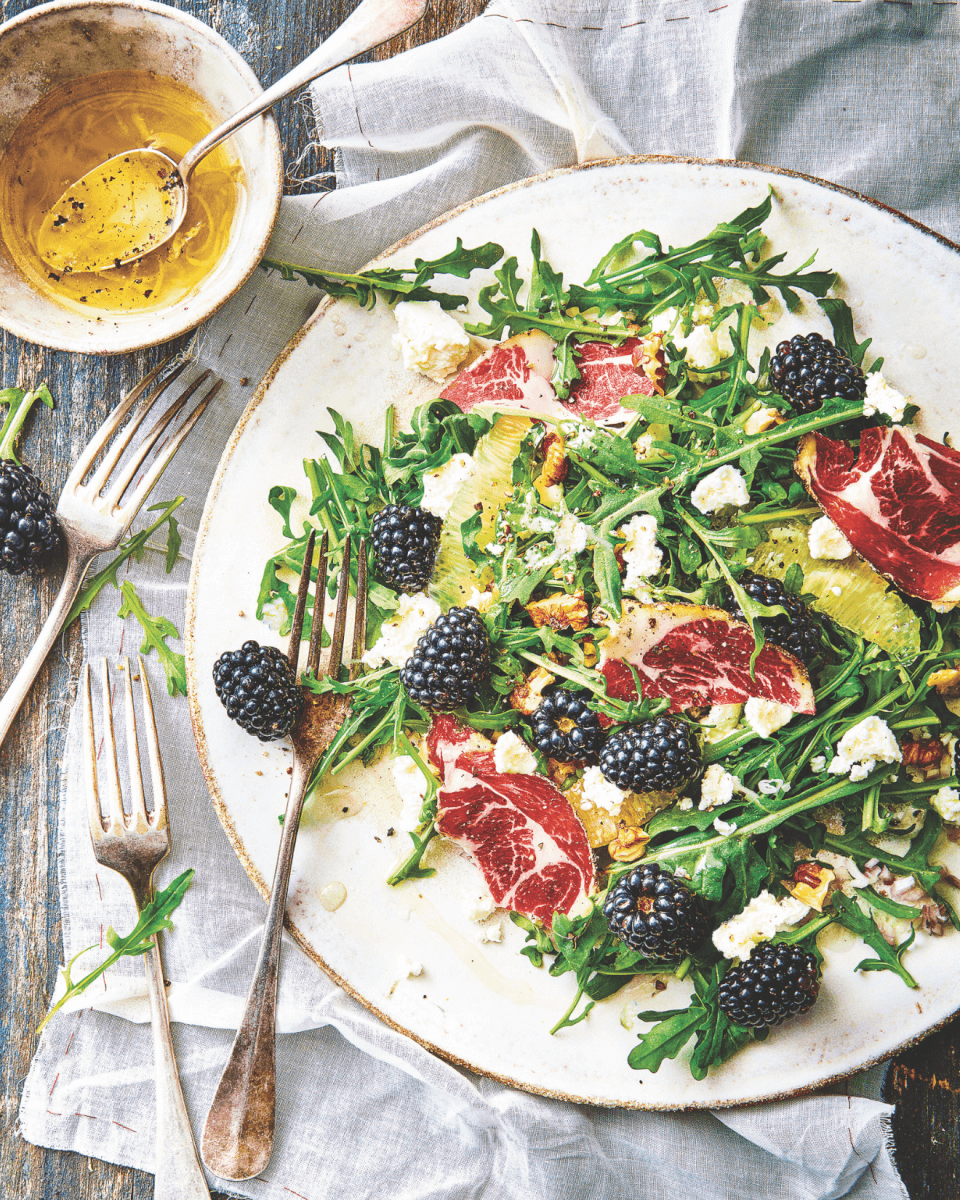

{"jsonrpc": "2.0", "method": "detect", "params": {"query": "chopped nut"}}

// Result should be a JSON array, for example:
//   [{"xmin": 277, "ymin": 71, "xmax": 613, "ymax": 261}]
[
  {"xmin": 812, "ymin": 802, "xmax": 845, "ymax": 835},
  {"xmin": 509, "ymin": 666, "xmax": 555, "ymax": 715},
  {"xmin": 631, "ymin": 333, "xmax": 666, "ymax": 396},
  {"xmin": 581, "ymin": 639, "xmax": 598, "ymax": 668},
  {"xmin": 928, "ymin": 668, "xmax": 960, "ymax": 698},
  {"xmin": 609, "ymin": 823, "xmax": 650, "ymax": 862},
  {"xmin": 901, "ymin": 736, "xmax": 945, "ymax": 767},
  {"xmin": 540, "ymin": 433, "xmax": 568, "ymax": 486},
  {"xmin": 783, "ymin": 862, "xmax": 834, "ymax": 910},
  {"xmin": 525, "ymin": 590, "xmax": 590, "ymax": 632},
  {"xmin": 548, "ymin": 758, "xmax": 578, "ymax": 787}
]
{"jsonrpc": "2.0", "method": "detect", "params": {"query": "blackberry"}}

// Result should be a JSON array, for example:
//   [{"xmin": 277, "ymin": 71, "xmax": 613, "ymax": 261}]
[
  {"xmin": 0, "ymin": 461, "xmax": 60, "ymax": 574},
  {"xmin": 529, "ymin": 689, "xmax": 604, "ymax": 763},
  {"xmin": 725, "ymin": 571, "xmax": 821, "ymax": 665},
  {"xmin": 371, "ymin": 503, "xmax": 442, "ymax": 593},
  {"xmin": 768, "ymin": 332, "xmax": 866, "ymax": 415},
  {"xmin": 603, "ymin": 863, "xmax": 709, "ymax": 959},
  {"xmin": 717, "ymin": 941, "xmax": 820, "ymax": 1029},
  {"xmin": 401, "ymin": 606, "xmax": 490, "ymax": 711},
  {"xmin": 212, "ymin": 640, "xmax": 303, "ymax": 741},
  {"xmin": 598, "ymin": 716, "xmax": 701, "ymax": 793},
  {"xmin": 0, "ymin": 385, "xmax": 62, "ymax": 575}
]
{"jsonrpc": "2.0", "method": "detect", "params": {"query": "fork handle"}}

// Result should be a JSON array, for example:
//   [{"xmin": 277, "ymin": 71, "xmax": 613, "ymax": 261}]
[
  {"xmin": 0, "ymin": 538, "xmax": 97, "ymax": 749},
  {"xmin": 200, "ymin": 760, "xmax": 311, "ymax": 1181},
  {"xmin": 145, "ymin": 936, "xmax": 212, "ymax": 1199}
]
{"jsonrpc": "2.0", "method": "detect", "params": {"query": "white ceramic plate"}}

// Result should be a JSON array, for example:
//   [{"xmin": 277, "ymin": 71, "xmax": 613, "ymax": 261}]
[{"xmin": 187, "ymin": 157, "xmax": 960, "ymax": 1108}]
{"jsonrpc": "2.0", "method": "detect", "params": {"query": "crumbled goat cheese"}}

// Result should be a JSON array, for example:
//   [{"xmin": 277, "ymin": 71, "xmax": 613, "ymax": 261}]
[
  {"xmin": 808, "ymin": 515, "xmax": 853, "ymax": 561},
  {"xmin": 579, "ymin": 765, "xmax": 626, "ymax": 817},
  {"xmin": 713, "ymin": 816, "xmax": 738, "ymax": 836},
  {"xmin": 618, "ymin": 513, "xmax": 663, "ymax": 593},
  {"xmin": 391, "ymin": 755, "xmax": 431, "ymax": 830},
  {"xmin": 556, "ymin": 511, "xmax": 591, "ymax": 557},
  {"xmin": 393, "ymin": 300, "xmax": 471, "ymax": 382},
  {"xmin": 467, "ymin": 894, "xmax": 497, "ymax": 922},
  {"xmin": 744, "ymin": 697, "xmax": 794, "ymax": 739},
  {"xmin": 477, "ymin": 923, "xmax": 503, "ymax": 944},
  {"xmin": 829, "ymin": 715, "xmax": 902, "ymax": 782},
  {"xmin": 932, "ymin": 785, "xmax": 960, "ymax": 824},
  {"xmin": 420, "ymin": 453, "xmax": 475, "ymax": 517},
  {"xmin": 466, "ymin": 586, "xmax": 498, "ymax": 613},
  {"xmin": 677, "ymin": 323, "xmax": 731, "ymax": 371},
  {"xmin": 493, "ymin": 730, "xmax": 538, "ymax": 775},
  {"xmin": 362, "ymin": 592, "xmax": 442, "ymax": 668},
  {"xmin": 678, "ymin": 796, "xmax": 694, "ymax": 811},
  {"xmin": 810, "ymin": 755, "xmax": 828, "ymax": 772},
  {"xmin": 698, "ymin": 763, "xmax": 738, "ymax": 811},
  {"xmin": 712, "ymin": 891, "xmax": 810, "ymax": 960},
  {"xmin": 863, "ymin": 371, "xmax": 908, "ymax": 423},
  {"xmin": 690, "ymin": 465, "xmax": 750, "ymax": 514}
]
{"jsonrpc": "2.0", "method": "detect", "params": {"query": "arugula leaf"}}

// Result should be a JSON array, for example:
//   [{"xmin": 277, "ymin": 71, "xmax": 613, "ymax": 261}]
[
  {"xmin": 262, "ymin": 239, "xmax": 504, "ymax": 310},
  {"xmin": 831, "ymin": 892, "xmax": 918, "ymax": 987},
  {"xmin": 117, "ymin": 581, "xmax": 187, "ymax": 697},
  {"xmin": 65, "ymin": 498, "xmax": 185, "ymax": 627},
  {"xmin": 817, "ymin": 297, "xmax": 873, "ymax": 367},
  {"xmin": 38, "ymin": 870, "xmax": 194, "ymax": 1032},
  {"xmin": 628, "ymin": 1005, "xmax": 705, "ymax": 1072}
]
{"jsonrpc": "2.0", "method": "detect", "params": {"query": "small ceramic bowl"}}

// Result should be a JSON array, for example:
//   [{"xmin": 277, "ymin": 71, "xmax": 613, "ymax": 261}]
[{"xmin": 0, "ymin": 0, "xmax": 283, "ymax": 354}]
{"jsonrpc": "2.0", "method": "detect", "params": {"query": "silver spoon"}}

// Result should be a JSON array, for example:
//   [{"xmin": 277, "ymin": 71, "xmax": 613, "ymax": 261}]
[{"xmin": 38, "ymin": 0, "xmax": 427, "ymax": 275}]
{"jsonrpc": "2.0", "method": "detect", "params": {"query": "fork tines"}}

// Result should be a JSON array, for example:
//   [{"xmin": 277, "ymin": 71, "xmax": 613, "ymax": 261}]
[
  {"xmin": 286, "ymin": 530, "xmax": 367, "ymax": 682},
  {"xmin": 68, "ymin": 355, "xmax": 223, "ymax": 517},
  {"xmin": 83, "ymin": 655, "xmax": 167, "ymax": 842}
]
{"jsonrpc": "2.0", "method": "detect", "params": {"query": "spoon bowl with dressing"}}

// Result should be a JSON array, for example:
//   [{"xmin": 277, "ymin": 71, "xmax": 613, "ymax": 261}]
[{"xmin": 39, "ymin": 0, "xmax": 428, "ymax": 275}]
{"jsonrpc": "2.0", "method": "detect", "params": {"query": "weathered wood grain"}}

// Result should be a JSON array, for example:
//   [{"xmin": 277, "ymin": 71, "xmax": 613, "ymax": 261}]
[{"xmin": 0, "ymin": 0, "xmax": 957, "ymax": 1196}]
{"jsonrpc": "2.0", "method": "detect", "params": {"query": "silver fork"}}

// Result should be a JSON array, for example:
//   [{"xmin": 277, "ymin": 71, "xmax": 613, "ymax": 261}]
[
  {"xmin": 83, "ymin": 655, "xmax": 210, "ymax": 1200},
  {"xmin": 0, "ymin": 357, "xmax": 221, "ymax": 748},
  {"xmin": 201, "ymin": 529, "xmax": 367, "ymax": 1181}
]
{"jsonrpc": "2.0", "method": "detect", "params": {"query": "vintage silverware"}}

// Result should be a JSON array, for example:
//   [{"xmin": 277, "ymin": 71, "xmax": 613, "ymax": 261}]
[
  {"xmin": 0, "ymin": 357, "xmax": 221, "ymax": 748},
  {"xmin": 83, "ymin": 655, "xmax": 210, "ymax": 1200},
  {"xmin": 201, "ymin": 529, "xmax": 367, "ymax": 1181}
]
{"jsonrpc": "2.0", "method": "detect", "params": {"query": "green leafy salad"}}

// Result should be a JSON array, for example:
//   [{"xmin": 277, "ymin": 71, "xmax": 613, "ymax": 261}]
[{"xmin": 257, "ymin": 191, "xmax": 960, "ymax": 1080}]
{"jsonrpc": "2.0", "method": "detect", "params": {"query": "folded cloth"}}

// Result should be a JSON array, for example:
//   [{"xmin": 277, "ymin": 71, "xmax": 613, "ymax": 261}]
[{"xmin": 23, "ymin": 0, "xmax": 956, "ymax": 1193}]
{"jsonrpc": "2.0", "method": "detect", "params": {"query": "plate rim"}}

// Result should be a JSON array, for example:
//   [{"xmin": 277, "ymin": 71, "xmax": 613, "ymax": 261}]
[{"xmin": 185, "ymin": 153, "xmax": 960, "ymax": 1109}]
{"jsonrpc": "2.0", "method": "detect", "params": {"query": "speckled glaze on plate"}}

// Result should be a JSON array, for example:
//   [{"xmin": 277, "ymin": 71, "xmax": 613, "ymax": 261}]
[{"xmin": 186, "ymin": 157, "xmax": 960, "ymax": 1109}]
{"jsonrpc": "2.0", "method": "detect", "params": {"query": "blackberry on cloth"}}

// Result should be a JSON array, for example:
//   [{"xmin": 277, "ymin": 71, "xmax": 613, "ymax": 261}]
[
  {"xmin": 529, "ymin": 689, "xmax": 604, "ymax": 763},
  {"xmin": 401, "ymin": 606, "xmax": 490, "ymax": 712},
  {"xmin": 768, "ymin": 332, "xmax": 866, "ymax": 415},
  {"xmin": 724, "ymin": 571, "xmax": 821, "ymax": 666},
  {"xmin": 371, "ymin": 503, "xmax": 442, "ymax": 594},
  {"xmin": 213, "ymin": 641, "xmax": 303, "ymax": 741},
  {"xmin": 598, "ymin": 716, "xmax": 701, "ymax": 793},
  {"xmin": 604, "ymin": 863, "xmax": 709, "ymax": 959},
  {"xmin": 0, "ymin": 385, "xmax": 61, "ymax": 576},
  {"xmin": 717, "ymin": 941, "xmax": 821, "ymax": 1029}
]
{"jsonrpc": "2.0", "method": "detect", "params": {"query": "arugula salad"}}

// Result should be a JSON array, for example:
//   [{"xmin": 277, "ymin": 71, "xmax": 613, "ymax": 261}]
[{"xmin": 254, "ymin": 192, "xmax": 960, "ymax": 1080}]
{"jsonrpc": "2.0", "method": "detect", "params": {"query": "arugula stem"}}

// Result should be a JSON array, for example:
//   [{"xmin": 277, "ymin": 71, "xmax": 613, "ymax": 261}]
[
  {"xmin": 737, "ymin": 506, "xmax": 821, "ymax": 526},
  {"xmin": 328, "ymin": 709, "xmax": 395, "ymax": 777},
  {"xmin": 549, "ymin": 985, "xmax": 587, "ymax": 1035},
  {"xmin": 675, "ymin": 955, "xmax": 692, "ymax": 982},
  {"xmin": 386, "ymin": 823, "xmax": 439, "ymax": 887}
]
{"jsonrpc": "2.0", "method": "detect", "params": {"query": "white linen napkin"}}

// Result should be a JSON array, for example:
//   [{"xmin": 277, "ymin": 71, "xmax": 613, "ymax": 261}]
[{"xmin": 22, "ymin": 0, "xmax": 960, "ymax": 1192}]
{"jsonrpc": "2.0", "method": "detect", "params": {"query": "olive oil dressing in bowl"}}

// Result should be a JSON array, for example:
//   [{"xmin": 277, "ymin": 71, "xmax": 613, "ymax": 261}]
[
  {"xmin": 0, "ymin": 70, "xmax": 241, "ymax": 316},
  {"xmin": 0, "ymin": 0, "xmax": 282, "ymax": 354}
]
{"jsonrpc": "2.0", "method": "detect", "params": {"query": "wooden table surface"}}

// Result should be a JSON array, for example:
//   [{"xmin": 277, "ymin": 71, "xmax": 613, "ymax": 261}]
[{"xmin": 0, "ymin": 1, "xmax": 955, "ymax": 1196}]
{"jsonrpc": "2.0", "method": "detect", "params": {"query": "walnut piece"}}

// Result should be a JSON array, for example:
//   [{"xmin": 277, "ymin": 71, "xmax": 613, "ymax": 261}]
[
  {"xmin": 525, "ymin": 590, "xmax": 590, "ymax": 632},
  {"xmin": 608, "ymin": 823, "xmax": 651, "ymax": 862},
  {"xmin": 509, "ymin": 666, "xmax": 555, "ymax": 715}
]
